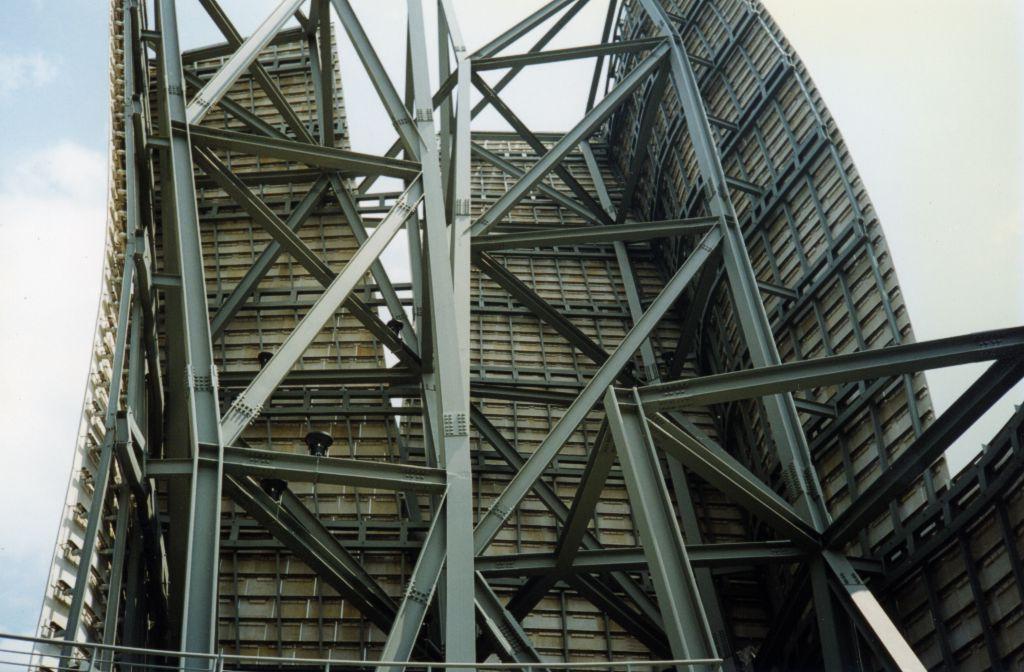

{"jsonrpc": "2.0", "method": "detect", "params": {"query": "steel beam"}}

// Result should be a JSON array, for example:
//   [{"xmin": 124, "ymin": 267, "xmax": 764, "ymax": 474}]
[
  {"xmin": 827, "ymin": 357, "xmax": 1024, "ymax": 547},
  {"xmin": 469, "ymin": 142, "xmax": 599, "ymax": 223},
  {"xmin": 149, "ymin": 444, "xmax": 446, "ymax": 493},
  {"xmin": 406, "ymin": 0, "xmax": 476, "ymax": 660},
  {"xmin": 616, "ymin": 63, "xmax": 669, "ymax": 222},
  {"xmin": 377, "ymin": 501, "xmax": 447, "ymax": 672},
  {"xmin": 196, "ymin": 0, "xmax": 313, "ymax": 141},
  {"xmin": 315, "ymin": 0, "xmax": 335, "ymax": 145},
  {"xmin": 187, "ymin": 124, "xmax": 420, "ymax": 178},
  {"xmin": 471, "ymin": 73, "xmax": 613, "ymax": 225},
  {"xmin": 473, "ymin": 251, "xmax": 627, "ymax": 374},
  {"xmin": 223, "ymin": 475, "xmax": 403, "ymax": 636},
  {"xmin": 472, "ymin": 217, "xmax": 716, "ymax": 251},
  {"xmin": 209, "ymin": 177, "xmax": 329, "ymax": 338},
  {"xmin": 478, "ymin": 541, "xmax": 805, "ymax": 577},
  {"xmin": 329, "ymin": 0, "xmax": 420, "ymax": 153},
  {"xmin": 638, "ymin": 326, "xmax": 1024, "ymax": 412},
  {"xmin": 553, "ymin": 426, "xmax": 615, "ymax": 568},
  {"xmin": 823, "ymin": 551, "xmax": 926, "ymax": 671},
  {"xmin": 154, "ymin": 0, "xmax": 225, "ymax": 656},
  {"xmin": 183, "ymin": 70, "xmax": 284, "ymax": 139},
  {"xmin": 474, "ymin": 37, "xmax": 667, "ymax": 70},
  {"xmin": 604, "ymin": 388, "xmax": 716, "ymax": 665},
  {"xmin": 220, "ymin": 179, "xmax": 422, "ymax": 445},
  {"xmin": 471, "ymin": 43, "xmax": 668, "ymax": 236},
  {"xmin": 645, "ymin": 413, "xmax": 819, "ymax": 548},
  {"xmin": 474, "ymin": 226, "xmax": 721, "ymax": 552},
  {"xmin": 186, "ymin": 0, "xmax": 306, "ymax": 125},
  {"xmin": 469, "ymin": 0, "xmax": 588, "ymax": 119},
  {"xmin": 474, "ymin": 573, "xmax": 545, "ymax": 665},
  {"xmin": 468, "ymin": 407, "xmax": 664, "ymax": 633},
  {"xmin": 471, "ymin": 0, "xmax": 578, "ymax": 59}
]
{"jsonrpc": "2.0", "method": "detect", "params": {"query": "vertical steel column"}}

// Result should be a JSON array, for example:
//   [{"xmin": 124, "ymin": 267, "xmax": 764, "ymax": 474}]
[
  {"xmin": 154, "ymin": 0, "xmax": 225, "ymax": 657},
  {"xmin": 406, "ymin": 0, "xmax": 475, "ymax": 661},
  {"xmin": 633, "ymin": 0, "xmax": 829, "ymax": 533},
  {"xmin": 604, "ymin": 388, "xmax": 717, "ymax": 667},
  {"xmin": 633, "ymin": 4, "xmax": 927, "ymax": 668},
  {"xmin": 578, "ymin": 140, "xmax": 736, "ymax": 669},
  {"xmin": 633, "ymin": 3, "xmax": 859, "ymax": 666}
]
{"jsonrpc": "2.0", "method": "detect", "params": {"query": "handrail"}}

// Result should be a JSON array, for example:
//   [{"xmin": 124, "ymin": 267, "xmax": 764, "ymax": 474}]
[{"xmin": 10, "ymin": 632, "xmax": 723, "ymax": 670}]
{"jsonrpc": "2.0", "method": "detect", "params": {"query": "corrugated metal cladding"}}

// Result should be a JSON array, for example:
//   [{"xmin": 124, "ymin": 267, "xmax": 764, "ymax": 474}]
[{"xmin": 34, "ymin": 0, "xmax": 1024, "ymax": 670}]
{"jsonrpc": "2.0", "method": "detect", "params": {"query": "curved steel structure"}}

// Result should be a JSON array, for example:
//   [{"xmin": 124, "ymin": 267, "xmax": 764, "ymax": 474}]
[{"xmin": 33, "ymin": 1, "xmax": 1024, "ymax": 671}]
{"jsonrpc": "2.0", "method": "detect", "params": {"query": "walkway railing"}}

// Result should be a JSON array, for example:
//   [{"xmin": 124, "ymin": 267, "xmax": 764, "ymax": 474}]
[{"xmin": 6, "ymin": 633, "xmax": 722, "ymax": 672}]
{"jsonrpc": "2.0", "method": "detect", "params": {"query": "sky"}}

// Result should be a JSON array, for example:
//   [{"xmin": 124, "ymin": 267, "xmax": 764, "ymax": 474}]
[{"xmin": 0, "ymin": 0, "xmax": 1021, "ymax": 640}]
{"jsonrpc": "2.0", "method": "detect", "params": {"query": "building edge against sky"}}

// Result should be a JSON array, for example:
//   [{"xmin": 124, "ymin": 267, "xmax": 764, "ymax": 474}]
[{"xmin": 28, "ymin": 1, "xmax": 1024, "ymax": 671}]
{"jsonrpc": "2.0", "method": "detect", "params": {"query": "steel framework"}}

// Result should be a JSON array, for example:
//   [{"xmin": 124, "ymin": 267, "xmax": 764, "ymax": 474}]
[{"xmin": 31, "ymin": 1, "xmax": 1024, "ymax": 671}]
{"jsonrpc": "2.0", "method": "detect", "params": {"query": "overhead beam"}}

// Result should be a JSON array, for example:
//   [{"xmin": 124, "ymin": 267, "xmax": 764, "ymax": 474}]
[
  {"xmin": 148, "ymin": 444, "xmax": 446, "ymax": 493},
  {"xmin": 478, "ymin": 542, "xmax": 805, "ymax": 577},
  {"xmin": 474, "ymin": 37, "xmax": 666, "ymax": 70},
  {"xmin": 472, "ymin": 216, "xmax": 716, "ymax": 251},
  {"xmin": 638, "ymin": 326, "xmax": 1024, "ymax": 412},
  {"xmin": 187, "ymin": 124, "xmax": 421, "ymax": 178}
]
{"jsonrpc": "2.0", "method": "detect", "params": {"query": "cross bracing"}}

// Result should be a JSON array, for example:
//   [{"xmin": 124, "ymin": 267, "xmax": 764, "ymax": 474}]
[{"xmin": 31, "ymin": 1, "xmax": 1024, "ymax": 671}]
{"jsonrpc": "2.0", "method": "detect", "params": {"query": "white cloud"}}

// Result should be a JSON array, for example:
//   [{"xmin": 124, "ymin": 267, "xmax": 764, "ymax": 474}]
[
  {"xmin": 0, "ymin": 141, "xmax": 105, "ymax": 618},
  {"xmin": 0, "ymin": 53, "xmax": 57, "ymax": 100}
]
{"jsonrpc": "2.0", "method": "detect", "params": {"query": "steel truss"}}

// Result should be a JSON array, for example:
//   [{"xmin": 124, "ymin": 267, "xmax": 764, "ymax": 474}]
[{"xmin": 34, "ymin": 1, "xmax": 1023, "ymax": 672}]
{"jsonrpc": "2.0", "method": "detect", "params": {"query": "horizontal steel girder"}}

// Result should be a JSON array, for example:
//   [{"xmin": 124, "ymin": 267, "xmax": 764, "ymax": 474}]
[
  {"xmin": 636, "ymin": 325, "xmax": 1024, "ymax": 412},
  {"xmin": 186, "ymin": 123, "xmax": 421, "ymax": 178},
  {"xmin": 474, "ymin": 37, "xmax": 667, "ymax": 70},
  {"xmin": 147, "ymin": 444, "xmax": 446, "ymax": 493},
  {"xmin": 472, "ymin": 216, "xmax": 718, "ymax": 251},
  {"xmin": 476, "ymin": 541, "xmax": 806, "ymax": 577}
]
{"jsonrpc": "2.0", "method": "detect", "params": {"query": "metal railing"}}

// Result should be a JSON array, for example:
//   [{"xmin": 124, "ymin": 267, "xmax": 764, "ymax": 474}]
[{"xmin": 6, "ymin": 633, "xmax": 723, "ymax": 672}]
